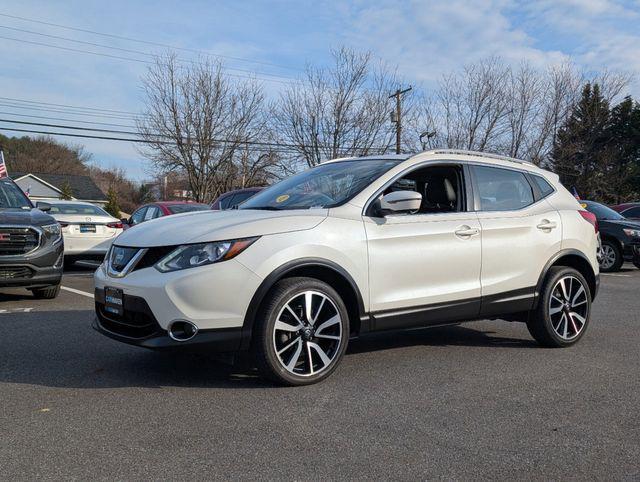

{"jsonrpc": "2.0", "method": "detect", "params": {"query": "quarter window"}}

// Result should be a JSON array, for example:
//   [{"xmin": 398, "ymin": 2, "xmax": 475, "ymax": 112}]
[
  {"xmin": 473, "ymin": 166, "xmax": 534, "ymax": 211},
  {"xmin": 531, "ymin": 175, "xmax": 555, "ymax": 198}
]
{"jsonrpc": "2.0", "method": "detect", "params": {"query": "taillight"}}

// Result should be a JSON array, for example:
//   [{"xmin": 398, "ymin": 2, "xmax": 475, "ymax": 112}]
[
  {"xmin": 579, "ymin": 210, "xmax": 598, "ymax": 233},
  {"xmin": 107, "ymin": 222, "xmax": 123, "ymax": 229}
]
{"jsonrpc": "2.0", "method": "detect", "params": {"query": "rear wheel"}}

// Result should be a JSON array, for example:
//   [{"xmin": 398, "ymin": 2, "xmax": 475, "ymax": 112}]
[
  {"xmin": 527, "ymin": 267, "xmax": 591, "ymax": 347},
  {"xmin": 599, "ymin": 240, "xmax": 623, "ymax": 272},
  {"xmin": 253, "ymin": 277, "xmax": 349, "ymax": 386},
  {"xmin": 31, "ymin": 284, "xmax": 61, "ymax": 300}
]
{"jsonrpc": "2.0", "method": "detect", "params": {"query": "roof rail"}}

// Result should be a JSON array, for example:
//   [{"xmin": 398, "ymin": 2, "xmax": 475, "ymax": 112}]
[{"xmin": 430, "ymin": 149, "xmax": 536, "ymax": 167}]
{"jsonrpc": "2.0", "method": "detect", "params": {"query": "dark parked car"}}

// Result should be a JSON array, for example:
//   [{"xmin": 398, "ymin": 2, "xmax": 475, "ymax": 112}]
[
  {"xmin": 582, "ymin": 200, "xmax": 640, "ymax": 271},
  {"xmin": 0, "ymin": 177, "xmax": 63, "ymax": 298},
  {"xmin": 211, "ymin": 187, "xmax": 264, "ymax": 210},
  {"xmin": 123, "ymin": 201, "xmax": 211, "ymax": 229},
  {"xmin": 610, "ymin": 202, "xmax": 640, "ymax": 221}
]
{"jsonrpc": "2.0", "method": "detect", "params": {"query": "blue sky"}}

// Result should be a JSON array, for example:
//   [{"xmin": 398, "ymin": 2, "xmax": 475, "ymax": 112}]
[{"xmin": 0, "ymin": 0, "xmax": 639, "ymax": 180}]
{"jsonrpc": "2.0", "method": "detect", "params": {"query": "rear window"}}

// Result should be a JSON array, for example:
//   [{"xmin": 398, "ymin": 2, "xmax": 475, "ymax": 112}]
[
  {"xmin": 49, "ymin": 203, "xmax": 109, "ymax": 216},
  {"xmin": 531, "ymin": 175, "xmax": 555, "ymax": 198},
  {"xmin": 167, "ymin": 204, "xmax": 210, "ymax": 214}
]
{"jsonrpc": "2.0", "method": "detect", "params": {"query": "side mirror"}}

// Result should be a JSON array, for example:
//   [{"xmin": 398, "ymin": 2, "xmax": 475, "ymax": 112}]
[
  {"xmin": 377, "ymin": 190, "xmax": 422, "ymax": 215},
  {"xmin": 120, "ymin": 218, "xmax": 129, "ymax": 225},
  {"xmin": 36, "ymin": 201, "xmax": 51, "ymax": 212}
]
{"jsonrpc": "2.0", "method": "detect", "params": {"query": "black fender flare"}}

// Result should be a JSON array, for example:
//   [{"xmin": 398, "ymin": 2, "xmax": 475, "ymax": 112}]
[
  {"xmin": 533, "ymin": 248, "xmax": 599, "ymax": 309},
  {"xmin": 239, "ymin": 257, "xmax": 367, "ymax": 350}
]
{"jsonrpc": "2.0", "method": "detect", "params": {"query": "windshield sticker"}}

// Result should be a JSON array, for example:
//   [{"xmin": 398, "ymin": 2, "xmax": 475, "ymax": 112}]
[{"xmin": 276, "ymin": 194, "xmax": 290, "ymax": 203}]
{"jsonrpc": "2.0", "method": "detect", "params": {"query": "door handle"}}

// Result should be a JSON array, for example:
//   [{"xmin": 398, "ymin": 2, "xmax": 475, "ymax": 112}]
[
  {"xmin": 454, "ymin": 226, "xmax": 480, "ymax": 238},
  {"xmin": 536, "ymin": 220, "xmax": 557, "ymax": 231}
]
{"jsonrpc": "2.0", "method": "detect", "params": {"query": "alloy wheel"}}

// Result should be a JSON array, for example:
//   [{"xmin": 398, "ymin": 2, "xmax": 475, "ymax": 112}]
[
  {"xmin": 548, "ymin": 275, "xmax": 589, "ymax": 340},
  {"xmin": 599, "ymin": 244, "xmax": 616, "ymax": 270},
  {"xmin": 272, "ymin": 290, "xmax": 343, "ymax": 377}
]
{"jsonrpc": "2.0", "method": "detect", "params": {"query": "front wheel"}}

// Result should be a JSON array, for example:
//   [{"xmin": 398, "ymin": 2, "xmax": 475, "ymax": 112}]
[
  {"xmin": 527, "ymin": 267, "xmax": 591, "ymax": 347},
  {"xmin": 253, "ymin": 277, "xmax": 349, "ymax": 386}
]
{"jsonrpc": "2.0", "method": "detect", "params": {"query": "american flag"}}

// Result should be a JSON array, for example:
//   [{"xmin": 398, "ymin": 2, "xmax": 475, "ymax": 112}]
[{"xmin": 0, "ymin": 148, "xmax": 7, "ymax": 178}]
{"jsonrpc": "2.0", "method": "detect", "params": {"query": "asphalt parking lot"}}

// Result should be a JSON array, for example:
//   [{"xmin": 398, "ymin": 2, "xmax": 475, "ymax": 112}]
[{"xmin": 1, "ymin": 265, "xmax": 639, "ymax": 480}]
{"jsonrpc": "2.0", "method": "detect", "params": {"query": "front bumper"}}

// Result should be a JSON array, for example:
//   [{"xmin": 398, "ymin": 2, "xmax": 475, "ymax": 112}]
[
  {"xmin": 93, "ymin": 288, "xmax": 244, "ymax": 351},
  {"xmin": 624, "ymin": 242, "xmax": 640, "ymax": 262},
  {"xmin": 0, "ymin": 240, "xmax": 63, "ymax": 288}
]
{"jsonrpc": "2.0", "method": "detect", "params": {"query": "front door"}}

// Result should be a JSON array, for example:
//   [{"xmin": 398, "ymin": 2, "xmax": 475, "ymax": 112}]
[{"xmin": 364, "ymin": 164, "xmax": 482, "ymax": 330}]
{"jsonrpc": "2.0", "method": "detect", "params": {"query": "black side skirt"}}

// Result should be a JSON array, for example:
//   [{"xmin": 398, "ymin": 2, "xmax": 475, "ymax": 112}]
[{"xmin": 367, "ymin": 287, "xmax": 535, "ymax": 332}]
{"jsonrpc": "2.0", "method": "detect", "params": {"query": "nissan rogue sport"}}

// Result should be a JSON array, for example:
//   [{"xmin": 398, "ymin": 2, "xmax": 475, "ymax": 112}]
[{"xmin": 94, "ymin": 150, "xmax": 600, "ymax": 385}]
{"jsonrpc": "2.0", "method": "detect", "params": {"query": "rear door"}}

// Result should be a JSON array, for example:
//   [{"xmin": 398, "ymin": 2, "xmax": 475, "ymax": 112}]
[{"xmin": 471, "ymin": 165, "xmax": 562, "ymax": 316}]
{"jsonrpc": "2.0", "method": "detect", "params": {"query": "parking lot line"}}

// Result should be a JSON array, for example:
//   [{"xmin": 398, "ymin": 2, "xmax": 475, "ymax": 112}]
[
  {"xmin": 60, "ymin": 286, "xmax": 94, "ymax": 299},
  {"xmin": 601, "ymin": 273, "xmax": 631, "ymax": 277}
]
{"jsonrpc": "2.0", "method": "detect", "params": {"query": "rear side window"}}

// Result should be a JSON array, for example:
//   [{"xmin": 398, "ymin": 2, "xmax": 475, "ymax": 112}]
[
  {"xmin": 219, "ymin": 194, "xmax": 236, "ymax": 210},
  {"xmin": 473, "ymin": 166, "xmax": 534, "ymax": 211},
  {"xmin": 531, "ymin": 175, "xmax": 555, "ymax": 198},
  {"xmin": 622, "ymin": 207, "xmax": 640, "ymax": 218}
]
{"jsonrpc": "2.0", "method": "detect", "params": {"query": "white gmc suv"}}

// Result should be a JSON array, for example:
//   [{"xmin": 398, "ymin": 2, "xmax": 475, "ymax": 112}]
[{"xmin": 94, "ymin": 150, "xmax": 600, "ymax": 385}]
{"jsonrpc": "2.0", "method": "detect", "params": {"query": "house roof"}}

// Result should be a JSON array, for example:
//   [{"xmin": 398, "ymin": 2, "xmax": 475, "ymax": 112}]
[{"xmin": 11, "ymin": 172, "xmax": 107, "ymax": 201}]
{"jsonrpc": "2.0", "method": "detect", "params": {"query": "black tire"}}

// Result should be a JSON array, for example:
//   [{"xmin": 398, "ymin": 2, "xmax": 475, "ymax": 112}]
[
  {"xmin": 599, "ymin": 240, "xmax": 623, "ymax": 272},
  {"xmin": 31, "ymin": 284, "xmax": 61, "ymax": 300},
  {"xmin": 527, "ymin": 267, "xmax": 591, "ymax": 348},
  {"xmin": 633, "ymin": 259, "xmax": 640, "ymax": 270},
  {"xmin": 253, "ymin": 277, "xmax": 350, "ymax": 386},
  {"xmin": 63, "ymin": 256, "xmax": 76, "ymax": 270}
]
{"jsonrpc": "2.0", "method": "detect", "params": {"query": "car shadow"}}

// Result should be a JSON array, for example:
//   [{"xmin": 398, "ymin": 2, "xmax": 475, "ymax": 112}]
[{"xmin": 0, "ymin": 309, "xmax": 535, "ymax": 390}]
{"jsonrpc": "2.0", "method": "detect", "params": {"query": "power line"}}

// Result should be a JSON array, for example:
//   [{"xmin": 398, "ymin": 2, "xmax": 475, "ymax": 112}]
[
  {"xmin": 0, "ymin": 111, "xmax": 136, "ymax": 129},
  {"xmin": 0, "ymin": 34, "xmax": 295, "ymax": 85},
  {"xmin": 0, "ymin": 24, "xmax": 299, "ymax": 82},
  {"xmin": 0, "ymin": 101, "xmax": 144, "ymax": 121},
  {"xmin": 0, "ymin": 95, "xmax": 143, "ymax": 116},
  {"xmin": 0, "ymin": 121, "xmax": 389, "ymax": 154},
  {"xmin": 0, "ymin": 12, "xmax": 302, "ymax": 72}
]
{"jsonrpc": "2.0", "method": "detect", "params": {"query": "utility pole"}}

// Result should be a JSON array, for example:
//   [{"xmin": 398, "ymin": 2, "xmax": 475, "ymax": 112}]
[{"xmin": 389, "ymin": 86, "xmax": 412, "ymax": 154}]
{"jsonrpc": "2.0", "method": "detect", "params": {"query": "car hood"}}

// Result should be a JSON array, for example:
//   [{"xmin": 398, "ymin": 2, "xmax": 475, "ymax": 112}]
[
  {"xmin": 0, "ymin": 208, "xmax": 55, "ymax": 226},
  {"xmin": 115, "ymin": 208, "xmax": 328, "ymax": 247}
]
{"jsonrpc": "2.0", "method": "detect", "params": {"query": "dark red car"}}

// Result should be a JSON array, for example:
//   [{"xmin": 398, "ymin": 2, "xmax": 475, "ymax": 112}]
[
  {"xmin": 611, "ymin": 202, "xmax": 640, "ymax": 221},
  {"xmin": 123, "ymin": 201, "xmax": 211, "ymax": 229},
  {"xmin": 211, "ymin": 187, "xmax": 264, "ymax": 210}
]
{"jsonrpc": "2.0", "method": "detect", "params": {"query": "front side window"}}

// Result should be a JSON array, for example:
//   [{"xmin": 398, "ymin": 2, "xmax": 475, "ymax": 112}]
[
  {"xmin": 0, "ymin": 179, "xmax": 32, "ymax": 210},
  {"xmin": 473, "ymin": 166, "xmax": 534, "ymax": 211},
  {"xmin": 130, "ymin": 207, "xmax": 147, "ymax": 225},
  {"xmin": 241, "ymin": 159, "xmax": 401, "ymax": 211},
  {"xmin": 377, "ymin": 164, "xmax": 465, "ymax": 215},
  {"xmin": 144, "ymin": 206, "xmax": 160, "ymax": 220}
]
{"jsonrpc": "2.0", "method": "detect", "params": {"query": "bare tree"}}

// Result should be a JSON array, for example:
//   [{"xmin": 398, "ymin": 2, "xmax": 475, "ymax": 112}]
[
  {"xmin": 137, "ymin": 53, "xmax": 269, "ymax": 202},
  {"xmin": 413, "ymin": 58, "xmax": 630, "ymax": 166},
  {"xmin": 274, "ymin": 47, "xmax": 402, "ymax": 168}
]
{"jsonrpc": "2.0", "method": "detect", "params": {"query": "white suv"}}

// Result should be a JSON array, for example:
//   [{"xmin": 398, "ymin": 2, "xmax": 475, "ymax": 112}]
[{"xmin": 94, "ymin": 150, "xmax": 600, "ymax": 385}]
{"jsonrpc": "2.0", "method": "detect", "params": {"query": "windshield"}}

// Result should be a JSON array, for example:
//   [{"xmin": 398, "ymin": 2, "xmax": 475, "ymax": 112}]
[
  {"xmin": 49, "ymin": 203, "xmax": 110, "ymax": 216},
  {"xmin": 167, "ymin": 203, "xmax": 210, "ymax": 214},
  {"xmin": 0, "ymin": 179, "xmax": 32, "ymax": 210},
  {"xmin": 584, "ymin": 202, "xmax": 625, "ymax": 221},
  {"xmin": 240, "ymin": 159, "xmax": 401, "ymax": 210}
]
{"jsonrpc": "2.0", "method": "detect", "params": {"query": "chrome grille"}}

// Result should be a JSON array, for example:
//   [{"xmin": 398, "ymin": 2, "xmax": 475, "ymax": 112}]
[{"xmin": 0, "ymin": 227, "xmax": 40, "ymax": 255}]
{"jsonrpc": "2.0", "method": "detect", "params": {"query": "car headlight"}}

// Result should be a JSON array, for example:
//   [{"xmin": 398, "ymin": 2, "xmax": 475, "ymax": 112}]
[
  {"xmin": 623, "ymin": 228, "xmax": 640, "ymax": 238},
  {"xmin": 154, "ymin": 237, "xmax": 259, "ymax": 273},
  {"xmin": 42, "ymin": 223, "xmax": 62, "ymax": 243}
]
